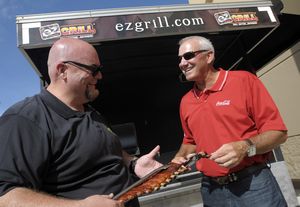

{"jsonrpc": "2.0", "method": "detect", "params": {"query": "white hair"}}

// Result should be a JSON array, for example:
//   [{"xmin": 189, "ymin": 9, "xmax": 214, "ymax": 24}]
[{"xmin": 179, "ymin": 36, "xmax": 215, "ymax": 54}]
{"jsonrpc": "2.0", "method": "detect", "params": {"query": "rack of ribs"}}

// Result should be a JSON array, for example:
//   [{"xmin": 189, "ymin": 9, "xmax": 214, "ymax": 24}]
[{"xmin": 114, "ymin": 152, "xmax": 209, "ymax": 203}]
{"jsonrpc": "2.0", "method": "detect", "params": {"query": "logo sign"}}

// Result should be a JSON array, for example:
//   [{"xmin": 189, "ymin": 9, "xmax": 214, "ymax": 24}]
[
  {"xmin": 39, "ymin": 23, "xmax": 61, "ymax": 40},
  {"xmin": 214, "ymin": 11, "xmax": 258, "ymax": 26},
  {"xmin": 214, "ymin": 11, "xmax": 233, "ymax": 25},
  {"xmin": 60, "ymin": 24, "xmax": 96, "ymax": 38},
  {"xmin": 39, "ymin": 23, "xmax": 96, "ymax": 41},
  {"xmin": 231, "ymin": 12, "xmax": 258, "ymax": 26}
]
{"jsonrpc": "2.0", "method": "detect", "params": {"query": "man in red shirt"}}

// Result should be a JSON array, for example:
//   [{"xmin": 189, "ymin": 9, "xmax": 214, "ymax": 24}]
[{"xmin": 172, "ymin": 36, "xmax": 288, "ymax": 206}]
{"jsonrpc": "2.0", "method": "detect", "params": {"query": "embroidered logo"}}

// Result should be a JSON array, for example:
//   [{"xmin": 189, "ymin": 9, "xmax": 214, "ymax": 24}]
[{"xmin": 216, "ymin": 100, "xmax": 231, "ymax": 106}]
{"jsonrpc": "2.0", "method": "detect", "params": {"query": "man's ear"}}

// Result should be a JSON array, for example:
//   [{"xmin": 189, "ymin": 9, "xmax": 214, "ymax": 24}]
[
  {"xmin": 57, "ymin": 63, "xmax": 67, "ymax": 78},
  {"xmin": 206, "ymin": 51, "xmax": 215, "ymax": 65}
]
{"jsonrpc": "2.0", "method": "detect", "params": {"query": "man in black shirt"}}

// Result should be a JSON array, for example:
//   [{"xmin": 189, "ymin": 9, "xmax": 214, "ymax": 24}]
[{"xmin": 0, "ymin": 38, "xmax": 162, "ymax": 207}]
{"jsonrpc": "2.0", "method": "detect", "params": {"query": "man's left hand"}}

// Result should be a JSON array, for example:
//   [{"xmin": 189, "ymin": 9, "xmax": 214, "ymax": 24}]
[
  {"xmin": 134, "ymin": 145, "xmax": 163, "ymax": 178},
  {"xmin": 210, "ymin": 141, "xmax": 248, "ymax": 168}
]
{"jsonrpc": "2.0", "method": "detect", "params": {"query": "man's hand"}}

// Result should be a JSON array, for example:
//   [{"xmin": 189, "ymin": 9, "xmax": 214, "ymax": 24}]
[
  {"xmin": 210, "ymin": 141, "xmax": 248, "ymax": 168},
  {"xmin": 134, "ymin": 145, "xmax": 163, "ymax": 178},
  {"xmin": 0, "ymin": 188, "xmax": 124, "ymax": 207},
  {"xmin": 171, "ymin": 144, "xmax": 196, "ymax": 165},
  {"xmin": 80, "ymin": 193, "xmax": 124, "ymax": 207},
  {"xmin": 171, "ymin": 153, "xmax": 196, "ymax": 164}
]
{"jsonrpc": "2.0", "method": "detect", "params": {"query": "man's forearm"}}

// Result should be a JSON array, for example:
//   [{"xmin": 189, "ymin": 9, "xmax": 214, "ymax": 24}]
[
  {"xmin": 249, "ymin": 130, "xmax": 288, "ymax": 155},
  {"xmin": 0, "ymin": 188, "xmax": 81, "ymax": 207}
]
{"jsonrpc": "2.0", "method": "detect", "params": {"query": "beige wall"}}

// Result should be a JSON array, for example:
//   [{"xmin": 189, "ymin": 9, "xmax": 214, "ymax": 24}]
[
  {"xmin": 282, "ymin": 0, "xmax": 300, "ymax": 15},
  {"xmin": 257, "ymin": 41, "xmax": 300, "ymax": 179}
]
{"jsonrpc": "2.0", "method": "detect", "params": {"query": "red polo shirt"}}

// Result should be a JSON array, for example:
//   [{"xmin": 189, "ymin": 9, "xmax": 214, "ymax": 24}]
[{"xmin": 180, "ymin": 68, "xmax": 287, "ymax": 177}]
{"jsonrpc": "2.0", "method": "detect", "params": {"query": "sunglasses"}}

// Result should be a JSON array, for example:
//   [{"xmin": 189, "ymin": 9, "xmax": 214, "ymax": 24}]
[
  {"xmin": 63, "ymin": 61, "xmax": 103, "ymax": 77},
  {"xmin": 178, "ymin": 50, "xmax": 209, "ymax": 62}
]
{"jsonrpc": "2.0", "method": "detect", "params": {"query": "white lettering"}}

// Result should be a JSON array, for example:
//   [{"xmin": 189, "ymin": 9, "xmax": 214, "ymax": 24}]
[
  {"xmin": 157, "ymin": 17, "xmax": 163, "ymax": 28},
  {"xmin": 152, "ymin": 19, "xmax": 157, "ymax": 28},
  {"xmin": 115, "ymin": 23, "xmax": 124, "ymax": 31},
  {"xmin": 174, "ymin": 19, "xmax": 182, "ymax": 26},
  {"xmin": 182, "ymin": 18, "xmax": 191, "ymax": 26},
  {"xmin": 144, "ymin": 21, "xmax": 151, "ymax": 29},
  {"xmin": 125, "ymin": 22, "xmax": 133, "ymax": 31},
  {"xmin": 163, "ymin": 16, "xmax": 170, "ymax": 27},
  {"xmin": 216, "ymin": 100, "xmax": 231, "ymax": 106},
  {"xmin": 114, "ymin": 16, "xmax": 205, "ymax": 33},
  {"xmin": 135, "ymin": 22, "xmax": 144, "ymax": 32},
  {"xmin": 191, "ymin": 17, "xmax": 204, "ymax": 25}
]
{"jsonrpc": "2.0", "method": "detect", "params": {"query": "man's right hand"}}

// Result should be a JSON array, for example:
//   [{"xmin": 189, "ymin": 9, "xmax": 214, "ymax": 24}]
[
  {"xmin": 172, "ymin": 156, "xmax": 187, "ymax": 164},
  {"xmin": 172, "ymin": 144, "xmax": 197, "ymax": 164},
  {"xmin": 80, "ymin": 194, "xmax": 124, "ymax": 207},
  {"xmin": 172, "ymin": 153, "xmax": 196, "ymax": 164},
  {"xmin": 0, "ymin": 188, "xmax": 124, "ymax": 207}
]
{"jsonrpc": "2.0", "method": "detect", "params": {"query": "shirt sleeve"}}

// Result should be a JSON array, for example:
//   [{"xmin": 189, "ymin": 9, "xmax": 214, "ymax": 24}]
[
  {"xmin": 246, "ymin": 74, "xmax": 287, "ymax": 133},
  {"xmin": 0, "ymin": 114, "xmax": 50, "ymax": 196}
]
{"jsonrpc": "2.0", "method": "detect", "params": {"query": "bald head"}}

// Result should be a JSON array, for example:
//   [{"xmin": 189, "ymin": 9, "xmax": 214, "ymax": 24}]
[
  {"xmin": 46, "ymin": 38, "xmax": 102, "ymax": 109},
  {"xmin": 47, "ymin": 38, "xmax": 99, "ymax": 81}
]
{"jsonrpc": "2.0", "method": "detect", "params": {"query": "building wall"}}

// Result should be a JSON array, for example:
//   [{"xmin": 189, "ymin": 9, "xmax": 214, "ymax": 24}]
[
  {"xmin": 257, "ymin": 41, "xmax": 300, "ymax": 180},
  {"xmin": 282, "ymin": 0, "xmax": 300, "ymax": 15}
]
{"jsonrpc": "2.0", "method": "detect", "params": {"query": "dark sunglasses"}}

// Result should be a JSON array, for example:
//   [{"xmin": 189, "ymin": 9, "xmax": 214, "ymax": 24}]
[
  {"xmin": 178, "ymin": 50, "xmax": 209, "ymax": 62},
  {"xmin": 63, "ymin": 61, "xmax": 103, "ymax": 77}
]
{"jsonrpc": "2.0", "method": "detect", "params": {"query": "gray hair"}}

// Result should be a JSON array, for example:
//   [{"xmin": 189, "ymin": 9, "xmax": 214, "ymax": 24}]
[{"xmin": 178, "ymin": 36, "xmax": 215, "ymax": 54}]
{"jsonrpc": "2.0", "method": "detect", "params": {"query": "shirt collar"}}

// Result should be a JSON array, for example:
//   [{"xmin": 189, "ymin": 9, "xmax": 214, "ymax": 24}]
[
  {"xmin": 40, "ymin": 89, "xmax": 90, "ymax": 119},
  {"xmin": 193, "ymin": 68, "xmax": 228, "ymax": 92},
  {"xmin": 192, "ymin": 68, "xmax": 228, "ymax": 98},
  {"xmin": 209, "ymin": 68, "xmax": 228, "ymax": 92}
]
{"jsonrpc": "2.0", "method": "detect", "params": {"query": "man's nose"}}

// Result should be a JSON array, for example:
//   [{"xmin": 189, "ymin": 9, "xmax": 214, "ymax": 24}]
[{"xmin": 179, "ymin": 58, "xmax": 188, "ymax": 69}]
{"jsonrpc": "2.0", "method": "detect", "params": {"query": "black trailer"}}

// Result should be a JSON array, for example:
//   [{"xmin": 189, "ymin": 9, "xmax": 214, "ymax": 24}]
[{"xmin": 16, "ymin": 1, "xmax": 300, "ymax": 206}]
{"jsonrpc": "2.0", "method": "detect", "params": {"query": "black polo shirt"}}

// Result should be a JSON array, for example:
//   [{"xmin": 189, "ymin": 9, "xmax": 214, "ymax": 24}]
[{"xmin": 0, "ymin": 89, "xmax": 133, "ymax": 199}]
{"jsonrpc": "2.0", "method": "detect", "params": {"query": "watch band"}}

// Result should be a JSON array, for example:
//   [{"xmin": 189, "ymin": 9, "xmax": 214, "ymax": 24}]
[{"xmin": 245, "ymin": 139, "xmax": 256, "ymax": 157}]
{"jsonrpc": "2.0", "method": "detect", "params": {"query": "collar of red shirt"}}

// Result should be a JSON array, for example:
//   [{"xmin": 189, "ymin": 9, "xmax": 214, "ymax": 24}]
[{"xmin": 193, "ymin": 68, "xmax": 228, "ymax": 94}]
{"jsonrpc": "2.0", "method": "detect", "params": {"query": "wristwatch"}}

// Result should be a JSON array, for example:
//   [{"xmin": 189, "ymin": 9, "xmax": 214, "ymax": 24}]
[{"xmin": 245, "ymin": 139, "xmax": 256, "ymax": 157}]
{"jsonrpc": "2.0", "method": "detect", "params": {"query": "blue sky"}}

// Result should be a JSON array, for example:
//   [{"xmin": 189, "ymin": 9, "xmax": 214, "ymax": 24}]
[{"xmin": 0, "ymin": 0, "xmax": 186, "ymax": 115}]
